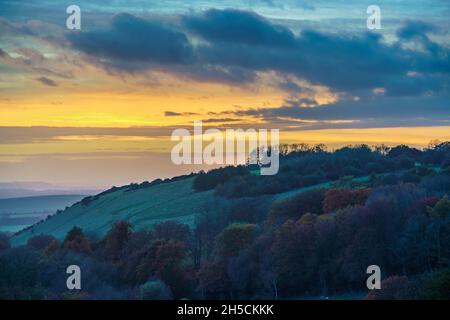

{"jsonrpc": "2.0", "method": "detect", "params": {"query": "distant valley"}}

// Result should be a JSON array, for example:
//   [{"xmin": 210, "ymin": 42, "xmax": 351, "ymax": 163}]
[{"xmin": 0, "ymin": 194, "xmax": 88, "ymax": 234}]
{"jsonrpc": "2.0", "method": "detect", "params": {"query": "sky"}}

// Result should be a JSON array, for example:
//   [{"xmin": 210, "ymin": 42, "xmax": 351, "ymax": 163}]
[{"xmin": 0, "ymin": 0, "xmax": 449, "ymax": 188}]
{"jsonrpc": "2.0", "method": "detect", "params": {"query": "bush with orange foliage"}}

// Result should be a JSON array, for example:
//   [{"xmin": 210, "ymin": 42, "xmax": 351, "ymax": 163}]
[
  {"xmin": 323, "ymin": 188, "xmax": 372, "ymax": 213},
  {"xmin": 63, "ymin": 226, "xmax": 92, "ymax": 254}
]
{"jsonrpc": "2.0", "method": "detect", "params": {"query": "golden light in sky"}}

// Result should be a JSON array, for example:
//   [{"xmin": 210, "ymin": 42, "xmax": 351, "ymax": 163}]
[{"xmin": 0, "ymin": 2, "xmax": 448, "ymax": 186}]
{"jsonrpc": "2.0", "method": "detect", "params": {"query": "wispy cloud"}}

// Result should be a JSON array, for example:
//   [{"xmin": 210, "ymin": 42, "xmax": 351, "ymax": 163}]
[{"xmin": 35, "ymin": 76, "xmax": 58, "ymax": 86}]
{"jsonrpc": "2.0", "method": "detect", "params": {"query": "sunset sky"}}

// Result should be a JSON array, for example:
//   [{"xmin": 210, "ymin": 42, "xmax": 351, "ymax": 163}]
[{"xmin": 0, "ymin": 0, "xmax": 449, "ymax": 188}]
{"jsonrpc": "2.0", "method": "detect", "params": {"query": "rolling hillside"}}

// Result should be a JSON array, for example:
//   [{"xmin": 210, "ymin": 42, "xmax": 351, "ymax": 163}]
[
  {"xmin": 11, "ymin": 178, "xmax": 213, "ymax": 246},
  {"xmin": 11, "ymin": 172, "xmax": 376, "ymax": 245},
  {"xmin": 9, "ymin": 173, "xmax": 379, "ymax": 246}
]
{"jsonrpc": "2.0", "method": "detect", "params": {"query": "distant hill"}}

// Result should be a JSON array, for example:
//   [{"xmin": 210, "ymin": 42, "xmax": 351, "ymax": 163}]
[
  {"xmin": 0, "ymin": 181, "xmax": 102, "ymax": 199},
  {"xmin": 0, "ymin": 182, "xmax": 56, "ymax": 190},
  {"xmin": 11, "ymin": 178, "xmax": 213, "ymax": 246},
  {"xmin": 0, "ymin": 195, "xmax": 87, "ymax": 214},
  {"xmin": 0, "ymin": 194, "xmax": 88, "ymax": 234}
]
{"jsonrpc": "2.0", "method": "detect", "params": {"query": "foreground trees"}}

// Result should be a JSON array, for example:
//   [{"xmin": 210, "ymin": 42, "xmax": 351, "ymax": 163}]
[{"xmin": 2, "ymin": 188, "xmax": 449, "ymax": 299}]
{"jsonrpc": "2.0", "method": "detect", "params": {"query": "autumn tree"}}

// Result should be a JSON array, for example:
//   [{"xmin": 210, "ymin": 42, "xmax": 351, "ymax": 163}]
[
  {"xmin": 154, "ymin": 239, "xmax": 193, "ymax": 298},
  {"xmin": 272, "ymin": 218, "xmax": 317, "ymax": 294},
  {"xmin": 103, "ymin": 221, "xmax": 132, "ymax": 262},
  {"xmin": 63, "ymin": 226, "xmax": 92, "ymax": 254},
  {"xmin": 43, "ymin": 239, "xmax": 60, "ymax": 256},
  {"xmin": 27, "ymin": 234, "xmax": 56, "ymax": 251},
  {"xmin": 197, "ymin": 261, "xmax": 231, "ymax": 299},
  {"xmin": 152, "ymin": 221, "xmax": 191, "ymax": 243},
  {"xmin": 216, "ymin": 223, "xmax": 258, "ymax": 257},
  {"xmin": 268, "ymin": 188, "xmax": 325, "ymax": 223},
  {"xmin": 323, "ymin": 188, "xmax": 372, "ymax": 213}
]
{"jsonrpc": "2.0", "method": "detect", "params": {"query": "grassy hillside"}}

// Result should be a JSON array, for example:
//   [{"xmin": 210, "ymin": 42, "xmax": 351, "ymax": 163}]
[
  {"xmin": 9, "ymin": 174, "xmax": 376, "ymax": 246},
  {"xmin": 11, "ymin": 178, "xmax": 212, "ymax": 246}
]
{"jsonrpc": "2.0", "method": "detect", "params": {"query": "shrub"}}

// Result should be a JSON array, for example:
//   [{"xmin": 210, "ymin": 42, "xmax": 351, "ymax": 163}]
[
  {"xmin": 63, "ymin": 227, "xmax": 92, "ymax": 254},
  {"xmin": 139, "ymin": 280, "xmax": 172, "ymax": 300},
  {"xmin": 27, "ymin": 234, "xmax": 57, "ymax": 251},
  {"xmin": 323, "ymin": 188, "xmax": 372, "ymax": 213},
  {"xmin": 420, "ymin": 269, "xmax": 450, "ymax": 300},
  {"xmin": 268, "ymin": 188, "xmax": 326, "ymax": 222},
  {"xmin": 216, "ymin": 223, "xmax": 258, "ymax": 257}
]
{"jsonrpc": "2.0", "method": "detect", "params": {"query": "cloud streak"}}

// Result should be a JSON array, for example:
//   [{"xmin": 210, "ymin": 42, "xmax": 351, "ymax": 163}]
[
  {"xmin": 35, "ymin": 76, "xmax": 58, "ymax": 86},
  {"xmin": 222, "ymin": 94, "xmax": 450, "ymax": 131}
]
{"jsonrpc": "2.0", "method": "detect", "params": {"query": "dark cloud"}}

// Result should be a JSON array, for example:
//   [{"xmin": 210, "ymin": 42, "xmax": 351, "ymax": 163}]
[
  {"xmin": 183, "ymin": 9, "xmax": 296, "ymax": 47},
  {"xmin": 396, "ymin": 20, "xmax": 448, "ymax": 58},
  {"xmin": 397, "ymin": 20, "xmax": 437, "ymax": 40},
  {"xmin": 68, "ymin": 13, "xmax": 193, "ymax": 70},
  {"xmin": 276, "ymin": 78, "xmax": 315, "ymax": 95},
  {"xmin": 164, "ymin": 111, "xmax": 199, "ymax": 116},
  {"xmin": 196, "ymin": 28, "xmax": 448, "ymax": 94},
  {"xmin": 201, "ymin": 118, "xmax": 240, "ymax": 123},
  {"xmin": 181, "ymin": 64, "xmax": 258, "ymax": 85},
  {"xmin": 229, "ymin": 95, "xmax": 450, "ymax": 122},
  {"xmin": 62, "ymin": 10, "xmax": 448, "ymax": 98},
  {"xmin": 385, "ymin": 75, "xmax": 445, "ymax": 96},
  {"xmin": 35, "ymin": 76, "xmax": 58, "ymax": 86},
  {"xmin": 164, "ymin": 111, "xmax": 182, "ymax": 116}
]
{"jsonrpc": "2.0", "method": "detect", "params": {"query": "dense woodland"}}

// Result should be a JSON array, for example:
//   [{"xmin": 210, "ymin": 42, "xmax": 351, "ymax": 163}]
[{"xmin": 1, "ymin": 142, "xmax": 450, "ymax": 300}]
